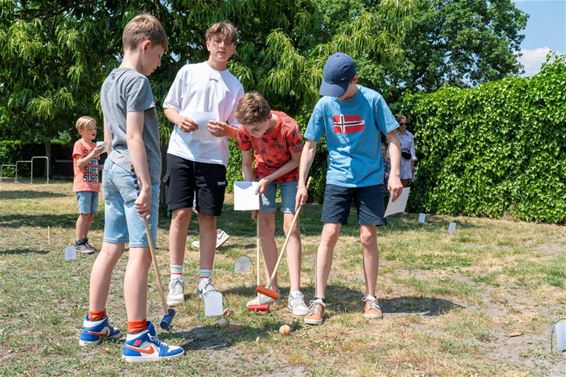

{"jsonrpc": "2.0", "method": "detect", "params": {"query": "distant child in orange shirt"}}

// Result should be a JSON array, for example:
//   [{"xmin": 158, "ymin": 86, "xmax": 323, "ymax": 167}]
[{"xmin": 72, "ymin": 116, "xmax": 104, "ymax": 254}]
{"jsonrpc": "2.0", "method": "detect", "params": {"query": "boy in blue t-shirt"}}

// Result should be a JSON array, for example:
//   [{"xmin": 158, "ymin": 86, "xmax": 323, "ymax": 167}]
[{"xmin": 296, "ymin": 52, "xmax": 403, "ymax": 325}]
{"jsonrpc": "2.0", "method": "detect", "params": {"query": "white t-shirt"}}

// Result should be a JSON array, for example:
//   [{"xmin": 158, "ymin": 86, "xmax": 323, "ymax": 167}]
[{"xmin": 164, "ymin": 62, "xmax": 244, "ymax": 166}]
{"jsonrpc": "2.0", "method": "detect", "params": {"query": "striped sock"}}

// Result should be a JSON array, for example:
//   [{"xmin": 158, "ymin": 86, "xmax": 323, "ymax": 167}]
[
  {"xmin": 88, "ymin": 309, "xmax": 106, "ymax": 321},
  {"xmin": 127, "ymin": 319, "xmax": 148, "ymax": 334},
  {"xmin": 170, "ymin": 264, "xmax": 183, "ymax": 282},
  {"xmin": 199, "ymin": 269, "xmax": 213, "ymax": 279}
]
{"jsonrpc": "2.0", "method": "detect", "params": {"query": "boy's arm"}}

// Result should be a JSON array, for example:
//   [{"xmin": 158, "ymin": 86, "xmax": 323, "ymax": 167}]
[
  {"xmin": 386, "ymin": 130, "xmax": 403, "ymax": 201},
  {"xmin": 296, "ymin": 140, "xmax": 317, "ymax": 206},
  {"xmin": 241, "ymin": 150, "xmax": 255, "ymax": 181},
  {"xmin": 164, "ymin": 108, "xmax": 198, "ymax": 133},
  {"xmin": 103, "ymin": 119, "xmax": 112, "ymax": 154},
  {"xmin": 207, "ymin": 120, "xmax": 238, "ymax": 139},
  {"xmin": 127, "ymin": 111, "xmax": 151, "ymax": 218},
  {"xmin": 257, "ymin": 150, "xmax": 301, "ymax": 193},
  {"xmin": 76, "ymin": 145, "xmax": 104, "ymax": 167}
]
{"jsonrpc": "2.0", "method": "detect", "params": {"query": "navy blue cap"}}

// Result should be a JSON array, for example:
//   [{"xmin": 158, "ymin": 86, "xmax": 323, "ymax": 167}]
[{"xmin": 319, "ymin": 52, "xmax": 356, "ymax": 97}]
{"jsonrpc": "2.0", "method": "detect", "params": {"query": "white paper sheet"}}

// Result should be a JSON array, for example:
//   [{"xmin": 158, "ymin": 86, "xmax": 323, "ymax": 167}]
[
  {"xmin": 187, "ymin": 111, "xmax": 216, "ymax": 140},
  {"xmin": 204, "ymin": 291, "xmax": 224, "ymax": 316},
  {"xmin": 384, "ymin": 187, "xmax": 410, "ymax": 217},
  {"xmin": 234, "ymin": 181, "xmax": 260, "ymax": 211},
  {"xmin": 418, "ymin": 213, "xmax": 427, "ymax": 223}
]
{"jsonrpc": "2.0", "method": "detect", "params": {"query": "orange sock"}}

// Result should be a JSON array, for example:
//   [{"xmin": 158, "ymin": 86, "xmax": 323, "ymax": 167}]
[
  {"xmin": 127, "ymin": 319, "xmax": 148, "ymax": 334},
  {"xmin": 88, "ymin": 310, "xmax": 106, "ymax": 321}
]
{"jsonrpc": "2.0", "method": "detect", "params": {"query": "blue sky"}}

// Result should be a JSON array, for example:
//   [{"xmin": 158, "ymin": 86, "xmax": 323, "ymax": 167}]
[{"xmin": 512, "ymin": 0, "xmax": 566, "ymax": 76}]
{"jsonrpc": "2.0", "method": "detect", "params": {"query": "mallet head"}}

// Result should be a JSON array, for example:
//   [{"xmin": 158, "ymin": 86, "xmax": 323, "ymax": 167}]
[{"xmin": 160, "ymin": 308, "xmax": 176, "ymax": 330}]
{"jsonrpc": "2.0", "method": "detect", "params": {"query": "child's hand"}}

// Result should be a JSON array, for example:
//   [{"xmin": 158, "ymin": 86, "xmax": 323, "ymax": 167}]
[
  {"xmin": 135, "ymin": 189, "xmax": 152, "ymax": 218},
  {"xmin": 256, "ymin": 178, "xmax": 270, "ymax": 194},
  {"xmin": 296, "ymin": 186, "xmax": 308, "ymax": 208},
  {"xmin": 388, "ymin": 176, "xmax": 403, "ymax": 202},
  {"xmin": 93, "ymin": 144, "xmax": 105, "ymax": 156},
  {"xmin": 251, "ymin": 210, "xmax": 258, "ymax": 220},
  {"xmin": 178, "ymin": 116, "xmax": 199, "ymax": 133},
  {"xmin": 207, "ymin": 120, "xmax": 229, "ymax": 137}
]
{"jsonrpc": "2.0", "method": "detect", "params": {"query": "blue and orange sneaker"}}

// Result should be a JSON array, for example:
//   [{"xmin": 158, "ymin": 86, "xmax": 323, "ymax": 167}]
[
  {"xmin": 122, "ymin": 321, "xmax": 184, "ymax": 362},
  {"xmin": 79, "ymin": 314, "xmax": 121, "ymax": 346}
]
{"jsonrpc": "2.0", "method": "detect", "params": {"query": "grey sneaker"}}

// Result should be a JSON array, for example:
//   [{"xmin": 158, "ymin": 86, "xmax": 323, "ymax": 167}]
[
  {"xmin": 288, "ymin": 291, "xmax": 309, "ymax": 316},
  {"xmin": 196, "ymin": 277, "xmax": 217, "ymax": 299},
  {"xmin": 75, "ymin": 239, "xmax": 94, "ymax": 255},
  {"xmin": 167, "ymin": 277, "xmax": 185, "ymax": 306},
  {"xmin": 191, "ymin": 229, "xmax": 230, "ymax": 250},
  {"xmin": 83, "ymin": 239, "xmax": 97, "ymax": 253}
]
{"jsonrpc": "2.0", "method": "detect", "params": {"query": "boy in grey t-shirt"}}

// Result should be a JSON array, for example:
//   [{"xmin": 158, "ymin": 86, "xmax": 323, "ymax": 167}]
[{"xmin": 79, "ymin": 14, "xmax": 184, "ymax": 362}]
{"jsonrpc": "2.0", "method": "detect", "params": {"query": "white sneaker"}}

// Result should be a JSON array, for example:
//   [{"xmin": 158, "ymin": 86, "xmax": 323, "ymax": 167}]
[
  {"xmin": 167, "ymin": 277, "xmax": 185, "ymax": 306},
  {"xmin": 287, "ymin": 291, "xmax": 309, "ymax": 316},
  {"xmin": 191, "ymin": 229, "xmax": 231, "ymax": 250},
  {"xmin": 196, "ymin": 277, "xmax": 217, "ymax": 299},
  {"xmin": 246, "ymin": 293, "xmax": 277, "ymax": 307}
]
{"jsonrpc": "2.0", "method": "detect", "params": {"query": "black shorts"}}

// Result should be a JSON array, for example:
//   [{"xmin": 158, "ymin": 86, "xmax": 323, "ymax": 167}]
[
  {"xmin": 321, "ymin": 184, "xmax": 385, "ymax": 225},
  {"xmin": 164, "ymin": 154, "xmax": 227, "ymax": 216}
]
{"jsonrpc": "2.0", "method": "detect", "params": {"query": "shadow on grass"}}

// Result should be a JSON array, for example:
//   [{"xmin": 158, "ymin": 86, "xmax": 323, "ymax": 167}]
[
  {"xmin": 0, "ymin": 247, "xmax": 50, "ymax": 255},
  {"xmin": 380, "ymin": 296, "xmax": 464, "ymax": 316},
  {"xmin": 0, "ymin": 213, "xmax": 103, "ymax": 230},
  {"xmin": 173, "ymin": 322, "xmax": 278, "ymax": 351},
  {"xmin": 0, "ymin": 190, "xmax": 68, "ymax": 200}
]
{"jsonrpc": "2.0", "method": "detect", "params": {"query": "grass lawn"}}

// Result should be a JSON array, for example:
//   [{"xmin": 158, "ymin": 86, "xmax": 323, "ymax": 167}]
[{"xmin": 1, "ymin": 181, "xmax": 565, "ymax": 376}]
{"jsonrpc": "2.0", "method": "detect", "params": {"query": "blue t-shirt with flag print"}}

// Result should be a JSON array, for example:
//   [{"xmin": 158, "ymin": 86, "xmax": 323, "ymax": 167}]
[{"xmin": 305, "ymin": 85, "xmax": 398, "ymax": 187}]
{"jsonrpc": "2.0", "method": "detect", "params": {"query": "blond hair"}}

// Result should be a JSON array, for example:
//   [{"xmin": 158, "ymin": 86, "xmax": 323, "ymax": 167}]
[
  {"xmin": 235, "ymin": 92, "xmax": 271, "ymax": 125},
  {"xmin": 205, "ymin": 21, "xmax": 238, "ymax": 44},
  {"xmin": 122, "ymin": 13, "xmax": 168, "ymax": 52},
  {"xmin": 75, "ymin": 116, "xmax": 96, "ymax": 132}
]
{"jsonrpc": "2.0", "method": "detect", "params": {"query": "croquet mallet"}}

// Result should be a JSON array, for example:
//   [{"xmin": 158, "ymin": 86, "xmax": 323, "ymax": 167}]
[
  {"xmin": 247, "ymin": 219, "xmax": 270, "ymax": 312},
  {"xmin": 132, "ymin": 168, "xmax": 176, "ymax": 330},
  {"xmin": 255, "ymin": 177, "xmax": 311, "ymax": 300}
]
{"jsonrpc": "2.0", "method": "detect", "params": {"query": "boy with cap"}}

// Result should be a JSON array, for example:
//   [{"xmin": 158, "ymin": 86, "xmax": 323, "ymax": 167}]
[{"xmin": 296, "ymin": 52, "xmax": 403, "ymax": 325}]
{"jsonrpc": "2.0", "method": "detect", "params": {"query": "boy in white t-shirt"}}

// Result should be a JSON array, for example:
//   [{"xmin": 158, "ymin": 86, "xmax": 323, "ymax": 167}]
[{"xmin": 163, "ymin": 22, "xmax": 244, "ymax": 306}]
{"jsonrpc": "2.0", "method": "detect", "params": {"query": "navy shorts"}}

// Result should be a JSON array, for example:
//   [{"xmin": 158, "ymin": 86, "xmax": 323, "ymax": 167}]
[
  {"xmin": 321, "ymin": 184, "xmax": 385, "ymax": 225},
  {"xmin": 164, "ymin": 154, "xmax": 227, "ymax": 216}
]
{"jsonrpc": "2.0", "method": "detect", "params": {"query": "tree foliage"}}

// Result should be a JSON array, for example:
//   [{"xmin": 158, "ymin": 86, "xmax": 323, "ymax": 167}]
[
  {"xmin": 399, "ymin": 54, "xmax": 566, "ymax": 224},
  {"xmin": 1, "ymin": 0, "xmax": 528, "ymax": 199}
]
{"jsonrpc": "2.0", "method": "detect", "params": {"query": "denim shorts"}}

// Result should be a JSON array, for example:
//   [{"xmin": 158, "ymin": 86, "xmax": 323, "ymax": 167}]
[
  {"xmin": 76, "ymin": 191, "xmax": 98, "ymax": 214},
  {"xmin": 321, "ymin": 184, "xmax": 385, "ymax": 225},
  {"xmin": 102, "ymin": 160, "xmax": 159, "ymax": 248},
  {"xmin": 260, "ymin": 181, "xmax": 297, "ymax": 214}
]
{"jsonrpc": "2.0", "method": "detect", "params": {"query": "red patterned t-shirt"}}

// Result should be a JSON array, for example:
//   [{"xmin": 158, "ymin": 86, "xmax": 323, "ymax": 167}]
[{"xmin": 237, "ymin": 111, "xmax": 303, "ymax": 183}]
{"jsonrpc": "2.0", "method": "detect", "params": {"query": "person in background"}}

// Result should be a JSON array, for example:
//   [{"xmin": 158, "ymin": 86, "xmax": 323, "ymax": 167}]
[
  {"xmin": 396, "ymin": 115, "xmax": 417, "ymax": 187},
  {"xmin": 72, "ymin": 116, "xmax": 104, "ymax": 254}
]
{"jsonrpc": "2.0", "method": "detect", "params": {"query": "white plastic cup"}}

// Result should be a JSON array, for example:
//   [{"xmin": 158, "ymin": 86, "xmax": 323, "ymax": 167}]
[
  {"xmin": 448, "ymin": 222, "xmax": 457, "ymax": 235},
  {"xmin": 418, "ymin": 213, "xmax": 426, "ymax": 223},
  {"xmin": 555, "ymin": 320, "xmax": 566, "ymax": 352}
]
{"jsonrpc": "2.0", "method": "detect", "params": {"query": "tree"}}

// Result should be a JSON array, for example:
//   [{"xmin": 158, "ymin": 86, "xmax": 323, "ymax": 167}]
[{"xmin": 387, "ymin": 0, "xmax": 528, "ymax": 98}]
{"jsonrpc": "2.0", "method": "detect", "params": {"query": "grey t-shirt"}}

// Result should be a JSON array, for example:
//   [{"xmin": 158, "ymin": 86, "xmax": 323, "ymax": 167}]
[{"xmin": 101, "ymin": 67, "xmax": 161, "ymax": 184}]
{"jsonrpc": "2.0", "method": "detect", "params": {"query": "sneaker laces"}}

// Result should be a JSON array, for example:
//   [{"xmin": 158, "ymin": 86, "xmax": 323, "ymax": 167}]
[
  {"xmin": 307, "ymin": 300, "xmax": 324, "ymax": 315},
  {"xmin": 289, "ymin": 292, "xmax": 306, "ymax": 306},
  {"xmin": 362, "ymin": 296, "xmax": 381, "ymax": 311},
  {"xmin": 148, "ymin": 333, "xmax": 168, "ymax": 349}
]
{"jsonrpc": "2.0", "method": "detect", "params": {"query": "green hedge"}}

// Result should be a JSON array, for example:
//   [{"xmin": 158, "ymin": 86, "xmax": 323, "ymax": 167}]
[{"xmin": 399, "ymin": 56, "xmax": 566, "ymax": 224}]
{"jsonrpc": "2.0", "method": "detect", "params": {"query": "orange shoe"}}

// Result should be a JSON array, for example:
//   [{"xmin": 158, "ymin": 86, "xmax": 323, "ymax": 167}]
[
  {"xmin": 363, "ymin": 296, "xmax": 383, "ymax": 319},
  {"xmin": 304, "ymin": 299, "xmax": 326, "ymax": 325}
]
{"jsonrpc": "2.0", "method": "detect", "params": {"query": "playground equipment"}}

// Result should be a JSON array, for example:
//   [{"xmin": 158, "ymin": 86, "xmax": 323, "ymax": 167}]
[{"xmin": 0, "ymin": 156, "xmax": 49, "ymax": 183}]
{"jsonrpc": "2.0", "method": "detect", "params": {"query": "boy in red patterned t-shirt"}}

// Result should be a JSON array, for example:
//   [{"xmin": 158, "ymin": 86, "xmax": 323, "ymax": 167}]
[{"xmin": 236, "ymin": 92, "xmax": 309, "ymax": 316}]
